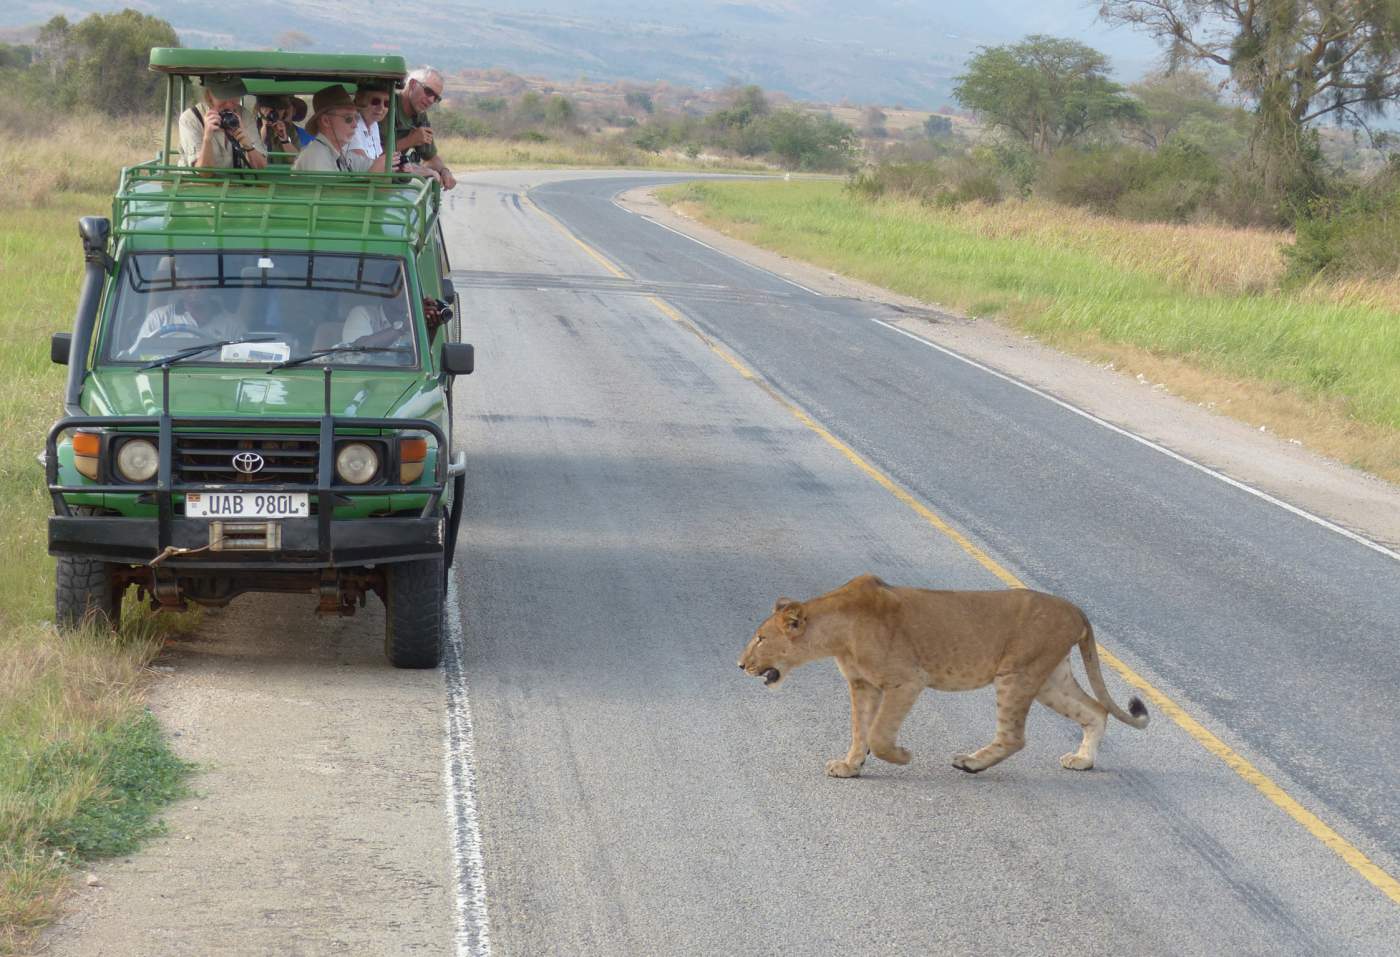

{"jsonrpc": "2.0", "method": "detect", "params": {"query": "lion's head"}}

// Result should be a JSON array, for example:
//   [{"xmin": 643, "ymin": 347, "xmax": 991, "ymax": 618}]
[{"xmin": 738, "ymin": 598, "xmax": 808, "ymax": 688}]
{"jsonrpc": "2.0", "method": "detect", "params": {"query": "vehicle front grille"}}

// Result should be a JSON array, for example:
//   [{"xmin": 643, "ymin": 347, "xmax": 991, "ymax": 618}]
[{"xmin": 172, "ymin": 433, "xmax": 320, "ymax": 486}]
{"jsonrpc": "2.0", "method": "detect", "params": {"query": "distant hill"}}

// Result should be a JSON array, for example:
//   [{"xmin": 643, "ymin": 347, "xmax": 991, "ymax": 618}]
[{"xmin": 0, "ymin": 1, "xmax": 1164, "ymax": 109}]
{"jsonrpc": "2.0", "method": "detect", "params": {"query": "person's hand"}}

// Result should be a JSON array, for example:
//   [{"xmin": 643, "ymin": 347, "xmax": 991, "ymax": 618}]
[
  {"xmin": 400, "ymin": 127, "xmax": 432, "ymax": 149},
  {"xmin": 440, "ymin": 167, "xmax": 456, "ymax": 190},
  {"xmin": 203, "ymin": 110, "xmax": 223, "ymax": 141}
]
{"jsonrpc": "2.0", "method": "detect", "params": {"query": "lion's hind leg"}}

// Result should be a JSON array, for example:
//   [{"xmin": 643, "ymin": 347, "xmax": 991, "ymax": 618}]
[
  {"xmin": 1035, "ymin": 657, "xmax": 1108, "ymax": 770},
  {"xmin": 952, "ymin": 673, "xmax": 1036, "ymax": 774}
]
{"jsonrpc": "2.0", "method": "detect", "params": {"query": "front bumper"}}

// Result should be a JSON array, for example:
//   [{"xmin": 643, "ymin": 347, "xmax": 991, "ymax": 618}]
[
  {"xmin": 48, "ymin": 514, "xmax": 446, "ymax": 569},
  {"xmin": 47, "ymin": 403, "xmax": 462, "ymax": 570}
]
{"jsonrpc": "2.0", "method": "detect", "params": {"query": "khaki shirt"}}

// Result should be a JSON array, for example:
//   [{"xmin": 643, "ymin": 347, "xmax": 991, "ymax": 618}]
[
  {"xmin": 177, "ymin": 105, "xmax": 266, "ymax": 168},
  {"xmin": 292, "ymin": 134, "xmax": 351, "ymax": 173}
]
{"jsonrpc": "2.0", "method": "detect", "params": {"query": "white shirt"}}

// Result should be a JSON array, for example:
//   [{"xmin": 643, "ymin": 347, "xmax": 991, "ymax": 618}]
[{"xmin": 347, "ymin": 115, "xmax": 383, "ymax": 169}]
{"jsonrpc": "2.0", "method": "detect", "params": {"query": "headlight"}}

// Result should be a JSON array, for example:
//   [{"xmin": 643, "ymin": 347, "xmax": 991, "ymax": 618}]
[
  {"xmin": 115, "ymin": 438, "xmax": 158, "ymax": 482},
  {"xmin": 335, "ymin": 442, "xmax": 379, "ymax": 485}
]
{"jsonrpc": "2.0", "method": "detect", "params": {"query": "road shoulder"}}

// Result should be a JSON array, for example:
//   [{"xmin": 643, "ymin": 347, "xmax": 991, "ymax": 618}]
[{"xmin": 617, "ymin": 185, "xmax": 1400, "ymax": 551}]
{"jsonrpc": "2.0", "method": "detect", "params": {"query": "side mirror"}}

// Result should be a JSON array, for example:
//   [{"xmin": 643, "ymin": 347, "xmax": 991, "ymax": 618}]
[
  {"xmin": 51, "ymin": 332, "xmax": 72, "ymax": 365},
  {"xmin": 440, "ymin": 278, "xmax": 455, "ymax": 303},
  {"xmin": 442, "ymin": 342, "xmax": 474, "ymax": 376}
]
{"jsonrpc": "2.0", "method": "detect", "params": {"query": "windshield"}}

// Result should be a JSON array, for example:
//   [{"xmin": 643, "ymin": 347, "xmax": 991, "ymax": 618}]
[{"xmin": 101, "ymin": 252, "xmax": 417, "ymax": 368}]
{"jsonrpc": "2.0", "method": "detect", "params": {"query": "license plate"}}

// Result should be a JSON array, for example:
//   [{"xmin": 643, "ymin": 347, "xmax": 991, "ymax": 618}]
[{"xmin": 185, "ymin": 492, "xmax": 309, "ymax": 519}]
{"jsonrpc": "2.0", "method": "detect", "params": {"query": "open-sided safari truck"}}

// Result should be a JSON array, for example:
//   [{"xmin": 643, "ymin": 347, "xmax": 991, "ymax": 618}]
[{"xmin": 45, "ymin": 49, "xmax": 473, "ymax": 668}]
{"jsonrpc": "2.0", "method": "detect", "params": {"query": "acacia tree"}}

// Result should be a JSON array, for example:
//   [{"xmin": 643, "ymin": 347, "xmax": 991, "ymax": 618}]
[
  {"xmin": 953, "ymin": 35, "xmax": 1141, "ymax": 154},
  {"xmin": 1100, "ymin": 1, "xmax": 1400, "ymax": 197}
]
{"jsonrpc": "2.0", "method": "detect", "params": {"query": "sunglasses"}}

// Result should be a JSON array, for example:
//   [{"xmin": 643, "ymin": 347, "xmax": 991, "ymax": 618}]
[
  {"xmin": 366, "ymin": 96, "xmax": 389, "ymax": 107},
  {"xmin": 419, "ymin": 86, "xmax": 442, "ymax": 103}
]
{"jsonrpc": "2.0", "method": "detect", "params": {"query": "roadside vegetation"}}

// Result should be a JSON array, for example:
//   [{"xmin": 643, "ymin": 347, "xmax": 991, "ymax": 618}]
[
  {"xmin": 661, "ymin": 179, "xmax": 1400, "ymax": 483},
  {"xmin": 0, "ymin": 104, "xmax": 197, "ymax": 952}
]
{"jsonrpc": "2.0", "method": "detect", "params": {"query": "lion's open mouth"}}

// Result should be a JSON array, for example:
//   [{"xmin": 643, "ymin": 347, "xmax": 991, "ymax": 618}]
[{"xmin": 761, "ymin": 668, "xmax": 781, "ymax": 686}]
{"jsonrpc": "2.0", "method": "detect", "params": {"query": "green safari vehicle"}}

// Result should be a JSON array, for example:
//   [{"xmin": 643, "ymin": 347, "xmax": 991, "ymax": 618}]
[{"xmin": 45, "ymin": 49, "xmax": 473, "ymax": 668}]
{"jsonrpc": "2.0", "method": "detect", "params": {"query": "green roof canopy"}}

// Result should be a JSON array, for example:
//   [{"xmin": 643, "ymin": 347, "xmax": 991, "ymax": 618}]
[{"xmin": 148, "ymin": 48, "xmax": 406, "ymax": 83}]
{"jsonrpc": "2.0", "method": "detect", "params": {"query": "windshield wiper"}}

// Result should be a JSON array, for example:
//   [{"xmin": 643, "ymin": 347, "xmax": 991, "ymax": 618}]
[
  {"xmin": 268, "ymin": 345, "xmax": 411, "ymax": 371},
  {"xmin": 138, "ymin": 336, "xmax": 280, "ymax": 371}
]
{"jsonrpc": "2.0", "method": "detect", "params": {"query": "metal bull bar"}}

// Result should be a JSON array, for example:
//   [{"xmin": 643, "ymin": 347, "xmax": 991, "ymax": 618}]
[{"xmin": 46, "ymin": 365, "xmax": 461, "ymax": 568}]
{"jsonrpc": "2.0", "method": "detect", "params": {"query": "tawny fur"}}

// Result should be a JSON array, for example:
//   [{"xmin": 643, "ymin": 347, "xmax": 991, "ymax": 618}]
[{"xmin": 737, "ymin": 575, "xmax": 1149, "ymax": 776}]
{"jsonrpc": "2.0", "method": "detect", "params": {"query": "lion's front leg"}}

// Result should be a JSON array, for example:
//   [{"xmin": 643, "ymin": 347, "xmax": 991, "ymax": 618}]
[
  {"xmin": 868, "ymin": 682, "xmax": 922, "ymax": 766},
  {"xmin": 827, "ymin": 676, "xmax": 881, "ymax": 778}
]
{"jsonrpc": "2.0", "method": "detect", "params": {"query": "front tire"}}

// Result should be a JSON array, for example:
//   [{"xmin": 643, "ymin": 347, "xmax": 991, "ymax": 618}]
[
  {"xmin": 55, "ymin": 555, "xmax": 122, "ymax": 630},
  {"xmin": 384, "ymin": 555, "xmax": 445, "ymax": 668}
]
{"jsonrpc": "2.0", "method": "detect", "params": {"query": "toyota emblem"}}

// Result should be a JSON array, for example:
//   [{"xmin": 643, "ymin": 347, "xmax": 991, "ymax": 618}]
[{"xmin": 232, "ymin": 451, "xmax": 265, "ymax": 473}]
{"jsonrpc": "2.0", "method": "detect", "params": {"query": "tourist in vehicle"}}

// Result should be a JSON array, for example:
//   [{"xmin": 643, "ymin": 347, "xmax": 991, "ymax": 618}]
[
  {"xmin": 178, "ymin": 75, "xmax": 269, "ymax": 171},
  {"xmin": 123, "ymin": 287, "xmax": 236, "ymax": 358},
  {"xmin": 392, "ymin": 67, "xmax": 456, "ymax": 189},
  {"xmin": 256, "ymin": 95, "xmax": 301, "ymax": 159},
  {"xmin": 288, "ymin": 95, "xmax": 316, "ymax": 147},
  {"xmin": 293, "ymin": 85, "xmax": 361, "ymax": 172},
  {"xmin": 347, "ymin": 83, "xmax": 390, "ymax": 173}
]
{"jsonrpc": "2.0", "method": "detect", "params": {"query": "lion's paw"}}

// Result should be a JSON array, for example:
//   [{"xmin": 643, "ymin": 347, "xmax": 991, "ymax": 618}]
[
  {"xmin": 825, "ymin": 759, "xmax": 863, "ymax": 778},
  {"xmin": 873, "ymin": 745, "xmax": 911, "ymax": 765},
  {"xmin": 1059, "ymin": 753, "xmax": 1094, "ymax": 771},
  {"xmin": 951, "ymin": 753, "xmax": 984, "ymax": 774}
]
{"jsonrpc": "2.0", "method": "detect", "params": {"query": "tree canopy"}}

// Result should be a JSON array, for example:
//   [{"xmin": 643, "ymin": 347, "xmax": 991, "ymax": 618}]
[
  {"xmin": 4, "ymin": 9, "xmax": 179, "ymax": 116},
  {"xmin": 953, "ymin": 35, "xmax": 1141, "ymax": 153},
  {"xmin": 1100, "ymin": 1, "xmax": 1400, "ymax": 199}
]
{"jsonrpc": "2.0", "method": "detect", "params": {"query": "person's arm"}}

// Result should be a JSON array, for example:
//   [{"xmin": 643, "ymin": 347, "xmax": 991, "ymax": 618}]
[
  {"xmin": 230, "ymin": 117, "xmax": 269, "ymax": 170},
  {"xmin": 424, "ymin": 154, "xmax": 455, "ymax": 189}
]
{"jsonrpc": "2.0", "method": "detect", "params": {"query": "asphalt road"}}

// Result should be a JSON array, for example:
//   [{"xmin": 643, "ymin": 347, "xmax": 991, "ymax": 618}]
[
  {"xmin": 44, "ymin": 170, "xmax": 1400, "ymax": 956},
  {"xmin": 441, "ymin": 172, "xmax": 1400, "ymax": 956}
]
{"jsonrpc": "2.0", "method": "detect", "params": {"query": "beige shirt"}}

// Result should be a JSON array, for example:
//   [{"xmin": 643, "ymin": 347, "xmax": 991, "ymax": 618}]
[
  {"xmin": 178, "ymin": 105, "xmax": 266, "ymax": 168},
  {"xmin": 292, "ymin": 134, "xmax": 352, "ymax": 173}
]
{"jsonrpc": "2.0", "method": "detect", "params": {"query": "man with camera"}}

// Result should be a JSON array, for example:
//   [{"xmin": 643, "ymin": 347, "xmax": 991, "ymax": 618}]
[
  {"xmin": 390, "ymin": 67, "xmax": 456, "ymax": 189},
  {"xmin": 178, "ymin": 75, "xmax": 268, "ymax": 171},
  {"xmin": 256, "ymin": 95, "xmax": 301, "ymax": 160}
]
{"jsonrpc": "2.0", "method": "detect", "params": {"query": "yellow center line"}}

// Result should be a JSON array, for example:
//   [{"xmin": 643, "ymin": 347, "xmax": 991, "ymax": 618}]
[{"xmin": 524, "ymin": 191, "xmax": 1400, "ymax": 906}]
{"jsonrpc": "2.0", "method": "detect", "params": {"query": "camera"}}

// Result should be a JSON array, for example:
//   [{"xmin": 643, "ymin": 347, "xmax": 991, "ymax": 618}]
[{"xmin": 217, "ymin": 109, "xmax": 241, "ymax": 132}]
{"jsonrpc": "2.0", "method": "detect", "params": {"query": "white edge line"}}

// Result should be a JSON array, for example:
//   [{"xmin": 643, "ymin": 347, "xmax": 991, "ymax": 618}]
[
  {"xmin": 870, "ymin": 316, "xmax": 1400, "ymax": 563},
  {"xmin": 609, "ymin": 195, "xmax": 825, "ymax": 297},
  {"xmin": 596, "ymin": 179, "xmax": 1396, "ymax": 563},
  {"xmin": 443, "ymin": 576, "xmax": 494, "ymax": 957}
]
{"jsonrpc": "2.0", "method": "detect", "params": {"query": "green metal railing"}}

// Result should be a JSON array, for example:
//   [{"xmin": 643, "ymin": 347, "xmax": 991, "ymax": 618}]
[{"xmin": 112, "ymin": 162, "xmax": 440, "ymax": 249}]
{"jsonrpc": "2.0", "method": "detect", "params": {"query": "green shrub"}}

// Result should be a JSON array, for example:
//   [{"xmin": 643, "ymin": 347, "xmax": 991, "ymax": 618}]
[{"xmin": 1285, "ymin": 162, "xmax": 1400, "ymax": 279}]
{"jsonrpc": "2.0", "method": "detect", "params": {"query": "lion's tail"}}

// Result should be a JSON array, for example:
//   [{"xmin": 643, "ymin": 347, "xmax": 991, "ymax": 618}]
[{"xmin": 1077, "ymin": 623, "xmax": 1149, "ymax": 729}]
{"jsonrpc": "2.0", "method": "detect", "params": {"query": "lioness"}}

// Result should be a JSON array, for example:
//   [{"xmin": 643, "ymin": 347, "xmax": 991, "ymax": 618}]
[{"xmin": 737, "ymin": 575, "xmax": 1148, "ymax": 775}]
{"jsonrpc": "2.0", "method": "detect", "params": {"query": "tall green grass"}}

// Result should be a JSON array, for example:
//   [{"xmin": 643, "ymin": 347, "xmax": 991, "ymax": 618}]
[
  {"xmin": 0, "ymin": 180, "xmax": 194, "ymax": 951},
  {"xmin": 662, "ymin": 180, "xmax": 1400, "ymax": 476}
]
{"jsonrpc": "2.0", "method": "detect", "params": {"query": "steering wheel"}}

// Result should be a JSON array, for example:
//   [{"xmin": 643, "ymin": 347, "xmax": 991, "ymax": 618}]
[{"xmin": 144, "ymin": 326, "xmax": 207, "ymax": 341}]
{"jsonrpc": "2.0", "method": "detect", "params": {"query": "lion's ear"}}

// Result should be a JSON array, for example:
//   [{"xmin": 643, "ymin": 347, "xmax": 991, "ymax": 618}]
[
  {"xmin": 773, "ymin": 597, "xmax": 797, "ymax": 613},
  {"xmin": 781, "ymin": 604, "xmax": 806, "ymax": 638}
]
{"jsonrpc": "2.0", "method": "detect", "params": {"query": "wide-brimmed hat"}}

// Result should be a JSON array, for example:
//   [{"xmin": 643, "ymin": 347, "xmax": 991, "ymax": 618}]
[
  {"xmin": 201, "ymin": 74, "xmax": 246, "ymax": 100},
  {"xmin": 289, "ymin": 96, "xmax": 308, "ymax": 122},
  {"xmin": 306, "ymin": 85, "xmax": 356, "ymax": 136}
]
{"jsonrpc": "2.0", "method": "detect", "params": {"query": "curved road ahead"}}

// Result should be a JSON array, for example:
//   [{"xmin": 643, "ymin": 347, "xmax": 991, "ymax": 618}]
[
  {"xmin": 443, "ymin": 172, "xmax": 1400, "ymax": 956},
  {"xmin": 47, "ymin": 170, "xmax": 1400, "ymax": 957}
]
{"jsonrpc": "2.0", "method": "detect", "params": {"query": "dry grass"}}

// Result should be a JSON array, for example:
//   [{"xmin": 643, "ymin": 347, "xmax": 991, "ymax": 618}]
[
  {"xmin": 664, "ymin": 180, "xmax": 1400, "ymax": 485},
  {"xmin": 0, "ymin": 118, "xmax": 190, "ymax": 955},
  {"xmin": 0, "ymin": 116, "xmax": 159, "ymax": 210}
]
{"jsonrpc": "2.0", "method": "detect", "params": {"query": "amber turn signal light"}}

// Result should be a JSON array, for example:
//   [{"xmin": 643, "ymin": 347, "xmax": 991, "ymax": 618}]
[
  {"xmin": 399, "ymin": 436, "xmax": 428, "ymax": 484},
  {"xmin": 72, "ymin": 430, "xmax": 101, "ymax": 480}
]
